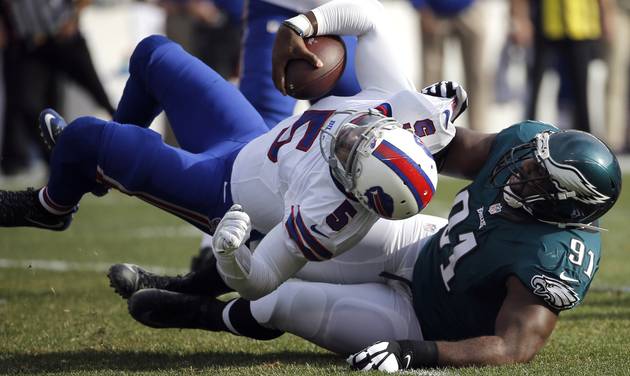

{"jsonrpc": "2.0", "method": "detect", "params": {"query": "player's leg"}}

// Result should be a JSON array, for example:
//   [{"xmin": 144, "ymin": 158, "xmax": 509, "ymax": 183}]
[
  {"xmin": 112, "ymin": 35, "xmax": 164, "ymax": 128},
  {"xmin": 41, "ymin": 115, "xmax": 236, "ymax": 233},
  {"xmin": 455, "ymin": 4, "xmax": 489, "ymax": 131},
  {"xmin": 420, "ymin": 19, "xmax": 447, "ymax": 87},
  {"xmin": 565, "ymin": 41, "xmax": 593, "ymax": 133},
  {"xmin": 125, "ymin": 280, "xmax": 422, "ymax": 354},
  {"xmin": 247, "ymin": 281, "xmax": 423, "ymax": 353},
  {"xmin": 240, "ymin": 1, "xmax": 298, "ymax": 129},
  {"xmin": 116, "ymin": 35, "xmax": 268, "ymax": 153}
]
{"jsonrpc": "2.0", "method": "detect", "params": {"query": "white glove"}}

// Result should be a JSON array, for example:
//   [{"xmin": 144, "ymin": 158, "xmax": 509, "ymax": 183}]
[
  {"xmin": 421, "ymin": 80, "xmax": 469, "ymax": 122},
  {"xmin": 212, "ymin": 204, "xmax": 252, "ymax": 256},
  {"xmin": 347, "ymin": 341, "xmax": 404, "ymax": 373}
]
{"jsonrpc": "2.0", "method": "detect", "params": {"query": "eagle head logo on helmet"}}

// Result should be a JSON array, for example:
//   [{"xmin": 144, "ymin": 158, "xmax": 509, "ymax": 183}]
[{"xmin": 322, "ymin": 110, "xmax": 438, "ymax": 220}]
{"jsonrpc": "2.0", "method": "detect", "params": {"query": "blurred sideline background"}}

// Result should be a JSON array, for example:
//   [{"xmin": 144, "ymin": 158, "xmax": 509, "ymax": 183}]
[
  {"xmin": 1, "ymin": 0, "xmax": 627, "ymax": 187},
  {"xmin": 69, "ymin": 0, "xmax": 606, "ymax": 130}
]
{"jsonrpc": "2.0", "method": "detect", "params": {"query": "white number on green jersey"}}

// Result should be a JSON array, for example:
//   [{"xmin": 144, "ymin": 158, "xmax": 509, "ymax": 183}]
[
  {"xmin": 569, "ymin": 238, "xmax": 595, "ymax": 279},
  {"xmin": 439, "ymin": 190, "xmax": 478, "ymax": 291}
]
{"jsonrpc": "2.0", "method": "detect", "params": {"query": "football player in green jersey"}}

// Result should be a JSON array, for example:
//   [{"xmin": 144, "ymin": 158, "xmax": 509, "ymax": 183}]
[
  {"xmin": 347, "ymin": 119, "xmax": 621, "ymax": 371},
  {"xmin": 106, "ymin": 81, "xmax": 622, "ymax": 371}
]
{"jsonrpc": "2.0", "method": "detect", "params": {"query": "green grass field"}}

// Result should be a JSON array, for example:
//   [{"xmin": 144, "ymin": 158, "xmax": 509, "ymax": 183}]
[{"xmin": 1, "ymin": 176, "xmax": 629, "ymax": 375}]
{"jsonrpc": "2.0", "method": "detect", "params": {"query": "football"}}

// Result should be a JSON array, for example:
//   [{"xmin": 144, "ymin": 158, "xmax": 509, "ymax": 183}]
[{"xmin": 285, "ymin": 35, "xmax": 346, "ymax": 100}]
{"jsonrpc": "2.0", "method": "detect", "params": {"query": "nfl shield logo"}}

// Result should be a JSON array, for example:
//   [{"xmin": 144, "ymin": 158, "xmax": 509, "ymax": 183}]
[{"xmin": 489, "ymin": 203, "xmax": 502, "ymax": 215}]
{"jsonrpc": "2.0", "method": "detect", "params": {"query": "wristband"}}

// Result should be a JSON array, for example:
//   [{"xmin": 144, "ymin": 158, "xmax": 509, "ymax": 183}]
[
  {"xmin": 398, "ymin": 340, "xmax": 439, "ymax": 368},
  {"xmin": 282, "ymin": 14, "xmax": 314, "ymax": 37}
]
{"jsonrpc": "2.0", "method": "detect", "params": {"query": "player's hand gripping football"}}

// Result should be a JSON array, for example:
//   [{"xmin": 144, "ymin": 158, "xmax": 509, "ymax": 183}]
[
  {"xmin": 347, "ymin": 341, "xmax": 407, "ymax": 373},
  {"xmin": 272, "ymin": 22, "xmax": 323, "ymax": 96},
  {"xmin": 421, "ymin": 80, "xmax": 469, "ymax": 122},
  {"xmin": 212, "ymin": 204, "xmax": 252, "ymax": 256}
]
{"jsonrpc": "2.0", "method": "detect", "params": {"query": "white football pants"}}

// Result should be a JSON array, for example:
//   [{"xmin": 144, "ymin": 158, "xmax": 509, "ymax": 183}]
[{"xmin": 246, "ymin": 214, "xmax": 447, "ymax": 354}]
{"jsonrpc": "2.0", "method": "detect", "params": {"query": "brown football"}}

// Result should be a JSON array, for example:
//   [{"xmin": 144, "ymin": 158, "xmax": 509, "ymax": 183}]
[{"xmin": 285, "ymin": 35, "xmax": 346, "ymax": 100}]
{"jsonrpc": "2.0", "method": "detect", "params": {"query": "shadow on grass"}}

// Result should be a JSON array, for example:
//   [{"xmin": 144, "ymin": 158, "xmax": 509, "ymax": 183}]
[{"xmin": 0, "ymin": 350, "xmax": 340, "ymax": 373}]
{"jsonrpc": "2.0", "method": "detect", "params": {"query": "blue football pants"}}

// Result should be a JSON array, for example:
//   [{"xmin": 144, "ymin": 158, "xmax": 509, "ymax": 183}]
[{"xmin": 46, "ymin": 35, "xmax": 268, "ymax": 233}]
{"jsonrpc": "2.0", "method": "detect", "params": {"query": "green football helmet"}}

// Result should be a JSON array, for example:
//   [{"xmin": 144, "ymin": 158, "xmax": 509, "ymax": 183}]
[{"xmin": 491, "ymin": 130, "xmax": 622, "ymax": 226}]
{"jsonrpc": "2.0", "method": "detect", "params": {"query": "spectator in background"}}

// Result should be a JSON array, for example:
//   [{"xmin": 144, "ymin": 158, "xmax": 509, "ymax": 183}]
[
  {"xmin": 155, "ymin": 0, "xmax": 242, "ymax": 146},
  {"xmin": 510, "ymin": 0, "xmax": 613, "ymax": 134},
  {"xmin": 160, "ymin": 0, "xmax": 242, "ymax": 80},
  {"xmin": 605, "ymin": 0, "xmax": 630, "ymax": 152},
  {"xmin": 410, "ymin": 0, "xmax": 491, "ymax": 131},
  {"xmin": 0, "ymin": 0, "xmax": 115, "ymax": 176}
]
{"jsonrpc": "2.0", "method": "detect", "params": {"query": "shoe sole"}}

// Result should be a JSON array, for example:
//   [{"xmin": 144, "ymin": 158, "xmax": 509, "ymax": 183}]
[{"xmin": 24, "ymin": 215, "xmax": 70, "ymax": 231}]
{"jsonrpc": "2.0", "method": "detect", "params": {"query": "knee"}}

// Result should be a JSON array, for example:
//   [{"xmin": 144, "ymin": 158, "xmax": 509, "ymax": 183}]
[
  {"xmin": 129, "ymin": 35, "xmax": 173, "ymax": 76},
  {"xmin": 252, "ymin": 282, "xmax": 328, "ymax": 337},
  {"xmin": 57, "ymin": 116, "xmax": 106, "ymax": 152}
]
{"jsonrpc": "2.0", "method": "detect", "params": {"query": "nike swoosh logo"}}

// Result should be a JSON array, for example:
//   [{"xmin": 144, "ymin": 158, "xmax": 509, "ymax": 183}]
[
  {"xmin": 310, "ymin": 224, "xmax": 329, "ymax": 238},
  {"xmin": 442, "ymin": 109, "xmax": 451, "ymax": 127},
  {"xmin": 402, "ymin": 354, "xmax": 411, "ymax": 369},
  {"xmin": 25, "ymin": 216, "xmax": 66, "ymax": 230},
  {"xmin": 559, "ymin": 271, "xmax": 579, "ymax": 284},
  {"xmin": 44, "ymin": 113, "xmax": 56, "ymax": 137}
]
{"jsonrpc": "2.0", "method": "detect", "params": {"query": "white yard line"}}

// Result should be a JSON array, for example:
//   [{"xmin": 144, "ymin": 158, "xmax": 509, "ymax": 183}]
[
  {"xmin": 0, "ymin": 258, "xmax": 187, "ymax": 275},
  {"xmin": 128, "ymin": 225, "xmax": 201, "ymax": 239},
  {"xmin": 1, "ymin": 258, "xmax": 630, "ymax": 294}
]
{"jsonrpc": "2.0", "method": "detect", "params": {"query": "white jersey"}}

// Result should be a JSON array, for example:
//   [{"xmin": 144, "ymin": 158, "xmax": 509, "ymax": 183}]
[
  {"xmin": 232, "ymin": 90, "xmax": 455, "ymax": 261},
  {"xmin": 217, "ymin": 0, "xmax": 458, "ymax": 300}
]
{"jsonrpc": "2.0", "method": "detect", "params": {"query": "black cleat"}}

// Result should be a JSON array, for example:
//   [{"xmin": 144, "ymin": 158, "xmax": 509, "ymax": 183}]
[
  {"xmin": 127, "ymin": 288, "xmax": 226, "ymax": 330},
  {"xmin": 190, "ymin": 245, "xmax": 213, "ymax": 273},
  {"xmin": 107, "ymin": 263, "xmax": 176, "ymax": 299},
  {"xmin": 39, "ymin": 108, "xmax": 67, "ymax": 150},
  {"xmin": 0, "ymin": 188, "xmax": 76, "ymax": 231},
  {"xmin": 108, "ymin": 256, "xmax": 231, "ymax": 300}
]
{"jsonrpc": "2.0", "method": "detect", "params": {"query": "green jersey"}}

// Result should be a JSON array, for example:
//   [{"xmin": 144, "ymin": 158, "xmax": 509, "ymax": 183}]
[{"xmin": 412, "ymin": 121, "xmax": 601, "ymax": 341}]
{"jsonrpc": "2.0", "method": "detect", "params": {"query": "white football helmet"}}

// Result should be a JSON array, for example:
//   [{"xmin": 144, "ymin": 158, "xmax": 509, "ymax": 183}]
[{"xmin": 321, "ymin": 110, "xmax": 437, "ymax": 220}]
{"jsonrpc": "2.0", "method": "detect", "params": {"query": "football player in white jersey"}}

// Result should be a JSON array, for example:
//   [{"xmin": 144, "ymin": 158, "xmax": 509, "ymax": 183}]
[
  {"xmin": 189, "ymin": 0, "xmax": 364, "ymax": 271},
  {"xmin": 0, "ymin": 1, "xmax": 464, "ymax": 300},
  {"xmin": 209, "ymin": 0, "xmax": 465, "ymax": 299}
]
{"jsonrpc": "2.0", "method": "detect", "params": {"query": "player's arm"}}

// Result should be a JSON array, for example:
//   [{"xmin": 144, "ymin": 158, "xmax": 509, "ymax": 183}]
[
  {"xmin": 419, "ymin": 81, "xmax": 496, "ymax": 180},
  {"xmin": 272, "ymin": 0, "xmax": 414, "ymax": 95},
  {"xmin": 349, "ymin": 276, "xmax": 558, "ymax": 370},
  {"xmin": 212, "ymin": 206, "xmax": 307, "ymax": 300},
  {"xmin": 436, "ymin": 126, "xmax": 497, "ymax": 180},
  {"xmin": 435, "ymin": 276, "xmax": 557, "ymax": 366}
]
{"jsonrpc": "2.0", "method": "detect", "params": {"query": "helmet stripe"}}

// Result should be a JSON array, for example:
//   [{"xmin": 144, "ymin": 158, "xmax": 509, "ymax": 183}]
[
  {"xmin": 373, "ymin": 102, "xmax": 392, "ymax": 116},
  {"xmin": 373, "ymin": 140, "xmax": 435, "ymax": 209}
]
